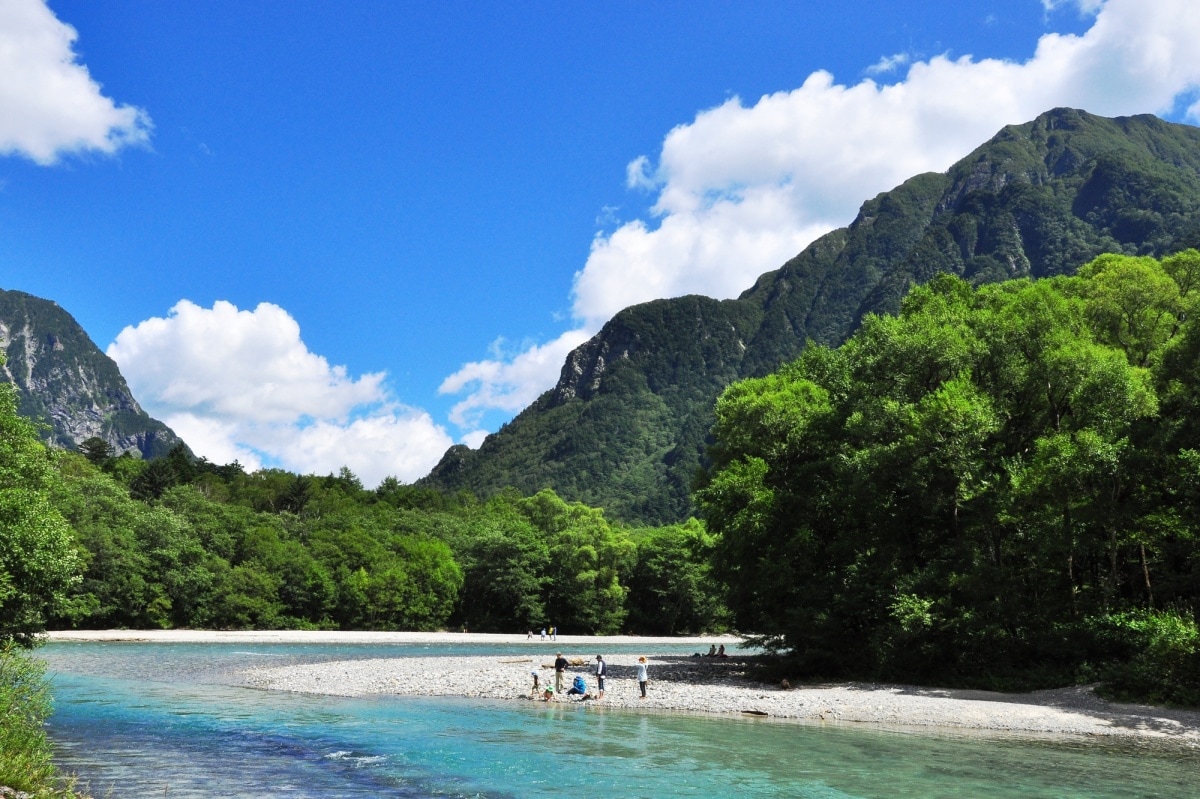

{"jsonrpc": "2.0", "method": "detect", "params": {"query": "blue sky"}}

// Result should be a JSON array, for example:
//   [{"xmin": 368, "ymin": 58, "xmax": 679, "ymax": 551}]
[{"xmin": 2, "ymin": 0, "xmax": 1199, "ymax": 485}]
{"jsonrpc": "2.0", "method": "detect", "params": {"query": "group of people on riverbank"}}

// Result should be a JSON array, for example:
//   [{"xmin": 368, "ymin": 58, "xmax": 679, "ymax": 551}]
[{"xmin": 532, "ymin": 653, "xmax": 648, "ymax": 702}]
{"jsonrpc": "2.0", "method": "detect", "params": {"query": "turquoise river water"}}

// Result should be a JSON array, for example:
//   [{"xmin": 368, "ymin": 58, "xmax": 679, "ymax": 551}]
[{"xmin": 38, "ymin": 641, "xmax": 1199, "ymax": 798}]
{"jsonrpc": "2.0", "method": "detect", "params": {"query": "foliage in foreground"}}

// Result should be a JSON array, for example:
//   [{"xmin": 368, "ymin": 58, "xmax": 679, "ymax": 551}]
[
  {"xmin": 1090, "ymin": 609, "xmax": 1200, "ymax": 706},
  {"xmin": 0, "ymin": 643, "xmax": 88, "ymax": 798},
  {"xmin": 0, "ymin": 372, "xmax": 81, "ymax": 646},
  {"xmin": 698, "ymin": 252, "xmax": 1200, "ymax": 698}
]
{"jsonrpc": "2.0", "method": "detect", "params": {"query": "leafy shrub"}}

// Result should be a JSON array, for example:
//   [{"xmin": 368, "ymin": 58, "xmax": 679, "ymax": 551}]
[
  {"xmin": 1092, "ymin": 608, "xmax": 1200, "ymax": 706},
  {"xmin": 0, "ymin": 642, "xmax": 53, "ymax": 791},
  {"xmin": 0, "ymin": 642, "xmax": 90, "ymax": 798}
]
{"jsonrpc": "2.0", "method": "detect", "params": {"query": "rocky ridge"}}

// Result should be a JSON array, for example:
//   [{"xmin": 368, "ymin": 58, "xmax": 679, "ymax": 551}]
[{"xmin": 0, "ymin": 289, "xmax": 184, "ymax": 459}]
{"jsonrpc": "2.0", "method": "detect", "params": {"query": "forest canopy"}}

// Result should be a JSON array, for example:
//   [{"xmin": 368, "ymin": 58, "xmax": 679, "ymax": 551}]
[
  {"xmin": 696, "ymin": 251, "xmax": 1200, "ymax": 703},
  {"xmin": 39, "ymin": 450, "xmax": 728, "ymax": 639}
]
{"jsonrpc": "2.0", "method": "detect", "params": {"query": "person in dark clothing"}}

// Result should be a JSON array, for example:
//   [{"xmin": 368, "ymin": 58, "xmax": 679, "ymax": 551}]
[{"xmin": 553, "ymin": 652, "xmax": 569, "ymax": 694}]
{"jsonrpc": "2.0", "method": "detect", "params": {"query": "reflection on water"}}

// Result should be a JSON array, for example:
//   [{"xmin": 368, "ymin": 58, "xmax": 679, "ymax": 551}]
[{"xmin": 40, "ymin": 641, "xmax": 1200, "ymax": 799}]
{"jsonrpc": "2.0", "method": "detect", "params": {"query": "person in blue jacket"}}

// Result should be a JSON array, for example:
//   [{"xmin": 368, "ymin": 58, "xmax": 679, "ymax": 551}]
[{"xmin": 566, "ymin": 673, "xmax": 592, "ymax": 699}]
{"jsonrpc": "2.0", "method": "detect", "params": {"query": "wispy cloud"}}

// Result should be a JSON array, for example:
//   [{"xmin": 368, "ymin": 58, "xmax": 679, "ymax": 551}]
[
  {"xmin": 0, "ymin": 0, "xmax": 151, "ymax": 164},
  {"xmin": 1042, "ymin": 0, "xmax": 1105, "ymax": 15},
  {"xmin": 865, "ymin": 52, "xmax": 911, "ymax": 76}
]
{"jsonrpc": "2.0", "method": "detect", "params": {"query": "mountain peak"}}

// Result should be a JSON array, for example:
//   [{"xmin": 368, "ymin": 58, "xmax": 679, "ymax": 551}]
[{"xmin": 0, "ymin": 288, "xmax": 186, "ymax": 459}]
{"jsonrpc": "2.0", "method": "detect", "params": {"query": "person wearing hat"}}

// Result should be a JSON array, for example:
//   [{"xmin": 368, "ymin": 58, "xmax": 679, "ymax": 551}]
[
  {"xmin": 530, "ymin": 670, "xmax": 540, "ymax": 698},
  {"xmin": 636, "ymin": 656, "xmax": 649, "ymax": 699},
  {"xmin": 594, "ymin": 654, "xmax": 607, "ymax": 700},
  {"xmin": 553, "ymin": 651, "xmax": 569, "ymax": 694}
]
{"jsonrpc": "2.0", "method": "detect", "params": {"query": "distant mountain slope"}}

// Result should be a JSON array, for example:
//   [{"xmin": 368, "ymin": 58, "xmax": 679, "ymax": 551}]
[
  {"xmin": 422, "ymin": 108, "xmax": 1200, "ymax": 524},
  {"xmin": 0, "ymin": 289, "xmax": 185, "ymax": 459}
]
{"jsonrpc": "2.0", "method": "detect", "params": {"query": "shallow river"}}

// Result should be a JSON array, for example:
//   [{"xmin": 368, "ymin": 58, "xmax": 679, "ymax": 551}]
[{"xmin": 39, "ymin": 641, "xmax": 1199, "ymax": 798}]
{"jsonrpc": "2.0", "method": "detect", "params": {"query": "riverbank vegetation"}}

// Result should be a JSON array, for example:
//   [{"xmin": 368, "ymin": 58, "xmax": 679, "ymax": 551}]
[
  {"xmin": 697, "ymin": 252, "xmax": 1200, "ymax": 703},
  {"xmin": 0, "ymin": 643, "xmax": 90, "ymax": 798},
  {"xmin": 0, "ymin": 379, "xmax": 87, "ymax": 796}
]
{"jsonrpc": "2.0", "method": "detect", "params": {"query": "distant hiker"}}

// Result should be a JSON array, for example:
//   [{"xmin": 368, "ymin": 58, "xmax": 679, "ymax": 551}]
[
  {"xmin": 594, "ymin": 654, "xmax": 607, "ymax": 699},
  {"xmin": 550, "ymin": 625, "xmax": 557, "ymax": 641},
  {"xmin": 540, "ymin": 628, "xmax": 546, "ymax": 641},
  {"xmin": 527, "ymin": 630, "xmax": 533, "ymax": 640},
  {"xmin": 636, "ymin": 656, "xmax": 649, "ymax": 699},
  {"xmin": 554, "ymin": 652, "xmax": 569, "ymax": 693}
]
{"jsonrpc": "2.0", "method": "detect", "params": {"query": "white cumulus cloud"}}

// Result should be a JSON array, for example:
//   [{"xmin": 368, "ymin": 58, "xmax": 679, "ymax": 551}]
[
  {"xmin": 439, "ymin": 0, "xmax": 1200, "ymax": 435},
  {"xmin": 108, "ymin": 300, "xmax": 454, "ymax": 486},
  {"xmin": 0, "ymin": 0, "xmax": 151, "ymax": 164}
]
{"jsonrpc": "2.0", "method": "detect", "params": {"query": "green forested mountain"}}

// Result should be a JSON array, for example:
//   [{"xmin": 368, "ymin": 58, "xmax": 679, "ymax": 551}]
[
  {"xmin": 0, "ymin": 289, "xmax": 185, "ymax": 459},
  {"xmin": 423, "ymin": 108, "xmax": 1200, "ymax": 524}
]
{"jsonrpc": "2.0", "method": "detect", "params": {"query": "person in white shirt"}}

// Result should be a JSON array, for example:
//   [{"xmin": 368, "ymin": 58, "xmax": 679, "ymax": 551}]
[{"xmin": 594, "ymin": 654, "xmax": 607, "ymax": 699}]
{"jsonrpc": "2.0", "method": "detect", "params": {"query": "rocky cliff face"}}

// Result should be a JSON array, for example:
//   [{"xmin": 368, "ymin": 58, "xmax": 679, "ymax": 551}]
[{"xmin": 0, "ymin": 289, "xmax": 185, "ymax": 459}]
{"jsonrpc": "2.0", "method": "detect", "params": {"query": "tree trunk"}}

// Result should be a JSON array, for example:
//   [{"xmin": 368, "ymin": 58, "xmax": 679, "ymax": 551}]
[{"xmin": 1140, "ymin": 542, "xmax": 1154, "ymax": 607}]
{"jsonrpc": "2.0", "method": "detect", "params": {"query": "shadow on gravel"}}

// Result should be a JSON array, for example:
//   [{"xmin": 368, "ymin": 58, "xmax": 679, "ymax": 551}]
[
  {"xmin": 842, "ymin": 682, "xmax": 1200, "ymax": 739},
  {"xmin": 602, "ymin": 654, "xmax": 766, "ymax": 688}
]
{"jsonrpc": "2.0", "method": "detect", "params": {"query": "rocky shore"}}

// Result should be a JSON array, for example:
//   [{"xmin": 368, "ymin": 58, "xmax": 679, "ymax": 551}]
[{"xmin": 239, "ymin": 648, "xmax": 1200, "ymax": 745}]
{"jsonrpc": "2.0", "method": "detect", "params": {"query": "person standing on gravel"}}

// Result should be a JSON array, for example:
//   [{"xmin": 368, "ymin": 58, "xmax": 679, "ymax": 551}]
[
  {"xmin": 636, "ymin": 656, "xmax": 649, "ymax": 699},
  {"xmin": 554, "ymin": 652, "xmax": 568, "ymax": 694},
  {"xmin": 594, "ymin": 655, "xmax": 607, "ymax": 700}
]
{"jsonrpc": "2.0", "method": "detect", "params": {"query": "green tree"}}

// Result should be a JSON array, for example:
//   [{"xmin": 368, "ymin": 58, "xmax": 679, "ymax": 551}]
[
  {"xmin": 1077, "ymin": 253, "xmax": 1189, "ymax": 367},
  {"xmin": 78, "ymin": 436, "xmax": 113, "ymax": 466},
  {"xmin": 51, "ymin": 457, "xmax": 220, "ymax": 629},
  {"xmin": 0, "ymin": 378, "xmax": 81, "ymax": 644},
  {"xmin": 517, "ymin": 489, "xmax": 636, "ymax": 634},
  {"xmin": 698, "ymin": 267, "xmax": 1168, "ymax": 686},
  {"xmin": 451, "ymin": 497, "xmax": 550, "ymax": 632},
  {"xmin": 625, "ymin": 519, "xmax": 729, "ymax": 635},
  {"xmin": 130, "ymin": 457, "xmax": 179, "ymax": 501}
]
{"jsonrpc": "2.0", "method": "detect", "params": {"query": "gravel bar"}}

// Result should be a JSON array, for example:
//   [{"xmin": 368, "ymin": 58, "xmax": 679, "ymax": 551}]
[
  {"xmin": 243, "ymin": 652, "xmax": 1200, "ymax": 745},
  {"xmin": 47, "ymin": 631, "xmax": 1200, "ymax": 744}
]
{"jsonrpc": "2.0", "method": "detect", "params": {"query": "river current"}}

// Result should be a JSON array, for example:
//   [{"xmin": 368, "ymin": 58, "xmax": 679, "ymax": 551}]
[{"xmin": 38, "ymin": 641, "xmax": 1199, "ymax": 798}]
